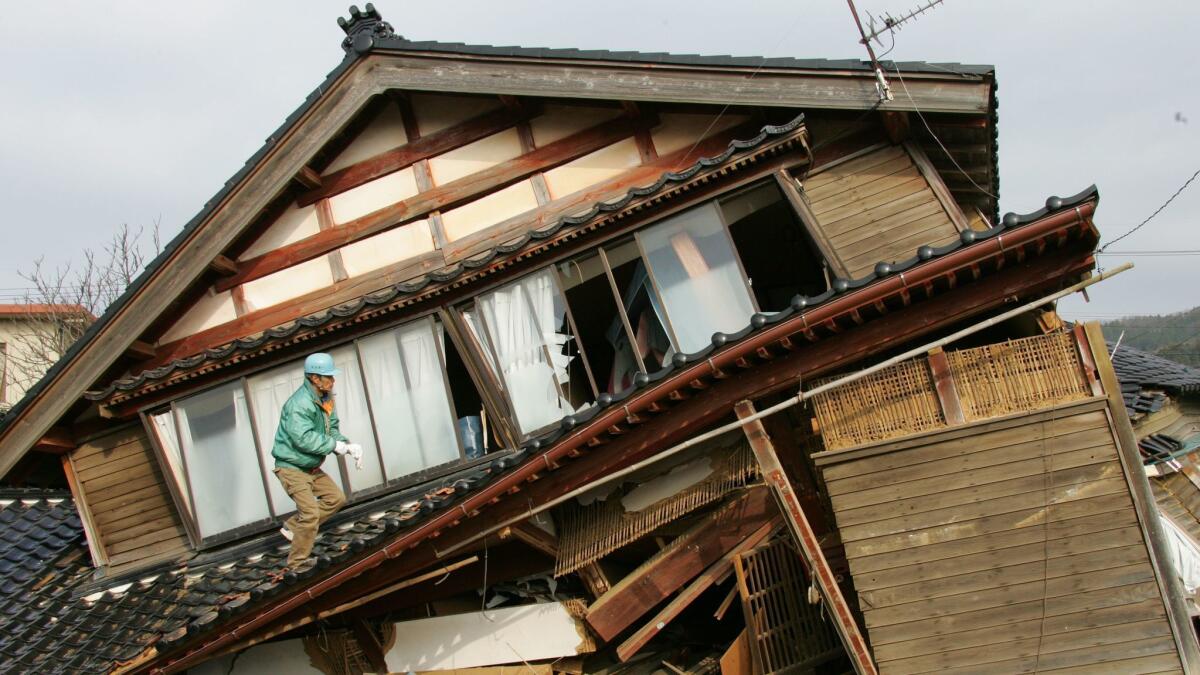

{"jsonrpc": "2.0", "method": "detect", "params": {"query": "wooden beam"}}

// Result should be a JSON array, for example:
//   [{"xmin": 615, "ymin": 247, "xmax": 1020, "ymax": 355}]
[
  {"xmin": 1081, "ymin": 323, "xmax": 1200, "ymax": 671},
  {"xmin": 207, "ymin": 255, "xmax": 238, "ymax": 277},
  {"xmin": 217, "ymin": 112, "xmax": 658, "ymax": 293},
  {"xmin": 350, "ymin": 619, "xmax": 389, "ymax": 674},
  {"xmin": 880, "ymin": 111, "xmax": 910, "ymax": 143},
  {"xmin": 734, "ymin": 400, "xmax": 877, "ymax": 675},
  {"xmin": 369, "ymin": 54, "xmax": 992, "ymax": 114},
  {"xmin": 498, "ymin": 520, "xmax": 558, "ymax": 558},
  {"xmin": 292, "ymin": 166, "xmax": 322, "ymax": 191},
  {"xmin": 904, "ymin": 141, "xmax": 970, "ymax": 232},
  {"xmin": 585, "ymin": 488, "xmax": 776, "ymax": 642},
  {"xmin": 576, "ymin": 562, "xmax": 612, "ymax": 599},
  {"xmin": 296, "ymin": 104, "xmax": 535, "ymax": 206},
  {"xmin": 926, "ymin": 346, "xmax": 965, "ymax": 425},
  {"xmin": 774, "ymin": 169, "xmax": 850, "ymax": 279},
  {"xmin": 124, "ymin": 340, "xmax": 158, "ymax": 361},
  {"xmin": 617, "ymin": 520, "xmax": 777, "ymax": 661},
  {"xmin": 32, "ymin": 426, "xmax": 75, "ymax": 454}
]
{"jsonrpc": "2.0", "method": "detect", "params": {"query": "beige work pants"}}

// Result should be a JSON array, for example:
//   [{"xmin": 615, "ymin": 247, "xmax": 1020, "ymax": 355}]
[{"xmin": 274, "ymin": 467, "xmax": 346, "ymax": 567}]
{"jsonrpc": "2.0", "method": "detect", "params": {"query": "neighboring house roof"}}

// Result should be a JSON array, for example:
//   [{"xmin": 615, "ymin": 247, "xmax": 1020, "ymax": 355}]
[
  {"xmin": 0, "ymin": 304, "xmax": 92, "ymax": 319},
  {"xmin": 1108, "ymin": 342, "xmax": 1200, "ymax": 418}
]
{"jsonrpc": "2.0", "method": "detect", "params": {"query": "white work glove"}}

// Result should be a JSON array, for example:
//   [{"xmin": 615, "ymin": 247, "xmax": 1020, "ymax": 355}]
[
  {"xmin": 347, "ymin": 443, "xmax": 364, "ymax": 470},
  {"xmin": 333, "ymin": 440, "xmax": 350, "ymax": 455}
]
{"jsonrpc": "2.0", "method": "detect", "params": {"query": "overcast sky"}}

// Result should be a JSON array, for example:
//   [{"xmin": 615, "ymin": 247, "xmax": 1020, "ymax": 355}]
[{"xmin": 1, "ymin": 1, "xmax": 1197, "ymax": 322}]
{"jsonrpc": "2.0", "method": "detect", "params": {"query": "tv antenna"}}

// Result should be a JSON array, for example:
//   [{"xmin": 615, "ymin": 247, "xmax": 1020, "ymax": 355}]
[{"xmin": 845, "ymin": 0, "xmax": 948, "ymax": 102}]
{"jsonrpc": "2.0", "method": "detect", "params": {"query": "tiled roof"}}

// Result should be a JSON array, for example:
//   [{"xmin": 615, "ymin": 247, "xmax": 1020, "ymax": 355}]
[
  {"xmin": 0, "ymin": 304, "xmax": 91, "ymax": 318},
  {"xmin": 1108, "ymin": 343, "xmax": 1200, "ymax": 418},
  {"xmin": 0, "ymin": 465, "xmax": 500, "ymax": 674}
]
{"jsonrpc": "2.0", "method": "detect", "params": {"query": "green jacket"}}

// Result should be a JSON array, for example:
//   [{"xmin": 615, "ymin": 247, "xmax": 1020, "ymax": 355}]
[{"xmin": 271, "ymin": 381, "xmax": 349, "ymax": 472}]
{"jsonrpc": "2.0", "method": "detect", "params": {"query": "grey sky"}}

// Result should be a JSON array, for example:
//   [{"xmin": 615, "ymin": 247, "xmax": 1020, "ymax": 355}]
[{"xmin": 1, "ymin": 1, "xmax": 1197, "ymax": 322}]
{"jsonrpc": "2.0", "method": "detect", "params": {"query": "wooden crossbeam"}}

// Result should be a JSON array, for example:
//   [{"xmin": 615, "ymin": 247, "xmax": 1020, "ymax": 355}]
[
  {"xmin": 735, "ymin": 400, "xmax": 877, "ymax": 675},
  {"xmin": 926, "ymin": 346, "xmax": 965, "ymax": 425},
  {"xmin": 124, "ymin": 339, "xmax": 158, "ymax": 361},
  {"xmin": 217, "ymin": 112, "xmax": 658, "ymax": 293},
  {"xmin": 585, "ymin": 487, "xmax": 775, "ymax": 642},
  {"xmin": 297, "ymin": 104, "xmax": 535, "ymax": 206},
  {"xmin": 617, "ymin": 520, "xmax": 777, "ymax": 661},
  {"xmin": 207, "ymin": 254, "xmax": 238, "ymax": 277}
]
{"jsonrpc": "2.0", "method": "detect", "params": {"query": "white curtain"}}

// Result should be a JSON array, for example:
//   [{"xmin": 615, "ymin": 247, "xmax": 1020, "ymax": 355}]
[
  {"xmin": 636, "ymin": 202, "xmax": 755, "ymax": 353},
  {"xmin": 176, "ymin": 381, "xmax": 271, "ymax": 538},
  {"xmin": 358, "ymin": 318, "xmax": 460, "ymax": 479},
  {"xmin": 150, "ymin": 411, "xmax": 192, "ymax": 519},
  {"xmin": 476, "ymin": 269, "xmax": 578, "ymax": 434},
  {"xmin": 328, "ymin": 345, "xmax": 385, "ymax": 492}
]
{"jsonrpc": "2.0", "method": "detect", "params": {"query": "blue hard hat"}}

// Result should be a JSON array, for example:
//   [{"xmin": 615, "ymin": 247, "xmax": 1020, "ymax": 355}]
[{"xmin": 304, "ymin": 353, "xmax": 340, "ymax": 377}]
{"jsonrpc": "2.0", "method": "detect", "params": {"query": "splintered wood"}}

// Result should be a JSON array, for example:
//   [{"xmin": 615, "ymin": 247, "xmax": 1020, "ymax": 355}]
[
  {"xmin": 810, "ymin": 359, "xmax": 943, "ymax": 451},
  {"xmin": 812, "ymin": 332, "xmax": 1091, "ymax": 451},
  {"xmin": 947, "ymin": 331, "xmax": 1089, "ymax": 421},
  {"xmin": 554, "ymin": 441, "xmax": 760, "ymax": 577},
  {"xmin": 734, "ymin": 539, "xmax": 841, "ymax": 674}
]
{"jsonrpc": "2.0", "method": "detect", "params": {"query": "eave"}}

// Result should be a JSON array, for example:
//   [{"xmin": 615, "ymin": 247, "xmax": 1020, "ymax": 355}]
[{"xmin": 142, "ymin": 188, "xmax": 1100, "ymax": 674}]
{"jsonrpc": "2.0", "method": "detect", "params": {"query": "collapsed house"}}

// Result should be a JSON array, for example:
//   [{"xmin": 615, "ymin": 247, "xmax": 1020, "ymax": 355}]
[{"xmin": 0, "ymin": 5, "xmax": 1195, "ymax": 674}]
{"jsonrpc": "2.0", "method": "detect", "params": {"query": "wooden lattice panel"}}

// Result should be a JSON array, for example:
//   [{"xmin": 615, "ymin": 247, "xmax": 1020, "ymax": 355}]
[
  {"xmin": 734, "ymin": 538, "xmax": 841, "ymax": 674},
  {"xmin": 810, "ymin": 359, "xmax": 943, "ymax": 451},
  {"xmin": 947, "ymin": 332, "xmax": 1089, "ymax": 422},
  {"xmin": 554, "ymin": 441, "xmax": 759, "ymax": 576}
]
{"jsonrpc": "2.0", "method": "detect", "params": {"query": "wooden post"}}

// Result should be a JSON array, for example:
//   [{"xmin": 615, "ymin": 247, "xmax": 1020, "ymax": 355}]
[
  {"xmin": 926, "ymin": 347, "xmax": 965, "ymax": 425},
  {"xmin": 349, "ymin": 619, "xmax": 389, "ymax": 674},
  {"xmin": 734, "ymin": 400, "xmax": 877, "ymax": 675},
  {"xmin": 1079, "ymin": 323, "xmax": 1200, "ymax": 672}
]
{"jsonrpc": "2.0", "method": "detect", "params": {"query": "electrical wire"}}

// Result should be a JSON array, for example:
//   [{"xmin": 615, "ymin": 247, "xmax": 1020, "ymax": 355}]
[{"xmin": 1098, "ymin": 167, "xmax": 1200, "ymax": 252}]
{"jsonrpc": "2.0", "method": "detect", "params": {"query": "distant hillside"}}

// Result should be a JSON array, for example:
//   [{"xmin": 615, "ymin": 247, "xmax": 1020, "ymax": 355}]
[{"xmin": 1099, "ymin": 306, "xmax": 1200, "ymax": 367}]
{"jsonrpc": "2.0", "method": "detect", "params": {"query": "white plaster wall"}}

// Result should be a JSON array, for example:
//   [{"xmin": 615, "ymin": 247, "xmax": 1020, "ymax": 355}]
[
  {"xmin": 159, "ymin": 290, "xmax": 238, "ymax": 343},
  {"xmin": 339, "ymin": 219, "xmax": 437, "ymax": 277},
  {"xmin": 324, "ymin": 104, "xmax": 409, "ymax": 174},
  {"xmin": 328, "ymin": 167, "xmax": 420, "ymax": 225},
  {"xmin": 543, "ymin": 138, "xmax": 642, "ymax": 200},
  {"xmin": 238, "ymin": 204, "xmax": 322, "ymax": 261},
  {"xmin": 240, "ymin": 256, "xmax": 334, "ymax": 312},
  {"xmin": 428, "ymin": 128, "xmax": 523, "ymax": 185},
  {"xmin": 385, "ymin": 602, "xmax": 589, "ymax": 672},
  {"xmin": 441, "ymin": 180, "xmax": 540, "ymax": 242},
  {"xmin": 412, "ymin": 93, "xmax": 502, "ymax": 135},
  {"xmin": 651, "ymin": 113, "xmax": 751, "ymax": 156},
  {"xmin": 0, "ymin": 317, "xmax": 72, "ymax": 407},
  {"xmin": 530, "ymin": 105, "xmax": 622, "ymax": 147}
]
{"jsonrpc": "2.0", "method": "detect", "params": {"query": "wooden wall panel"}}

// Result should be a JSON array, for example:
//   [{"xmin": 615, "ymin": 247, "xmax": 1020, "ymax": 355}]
[
  {"xmin": 800, "ymin": 145, "xmax": 962, "ymax": 279},
  {"xmin": 68, "ymin": 427, "xmax": 191, "ymax": 573},
  {"xmin": 816, "ymin": 398, "xmax": 1184, "ymax": 674}
]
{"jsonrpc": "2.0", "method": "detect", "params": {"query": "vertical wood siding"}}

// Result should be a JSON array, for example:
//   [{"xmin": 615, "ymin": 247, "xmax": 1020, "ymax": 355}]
[
  {"xmin": 801, "ymin": 145, "xmax": 961, "ymax": 279},
  {"xmin": 819, "ymin": 400, "xmax": 1183, "ymax": 674},
  {"xmin": 69, "ymin": 427, "xmax": 190, "ymax": 572}
]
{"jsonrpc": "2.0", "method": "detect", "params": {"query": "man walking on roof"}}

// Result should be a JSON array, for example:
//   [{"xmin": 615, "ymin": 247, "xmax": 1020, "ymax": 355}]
[{"xmin": 272, "ymin": 352, "xmax": 364, "ymax": 569}]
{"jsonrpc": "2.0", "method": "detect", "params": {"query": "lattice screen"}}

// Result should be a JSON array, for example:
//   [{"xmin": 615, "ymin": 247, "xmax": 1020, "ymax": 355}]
[
  {"xmin": 554, "ymin": 441, "xmax": 759, "ymax": 577},
  {"xmin": 947, "ymin": 331, "xmax": 1089, "ymax": 421},
  {"xmin": 809, "ymin": 359, "xmax": 943, "ymax": 451},
  {"xmin": 734, "ymin": 539, "xmax": 841, "ymax": 674}
]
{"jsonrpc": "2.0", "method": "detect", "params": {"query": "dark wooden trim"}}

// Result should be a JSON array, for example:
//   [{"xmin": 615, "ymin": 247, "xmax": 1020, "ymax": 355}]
[
  {"xmin": 735, "ymin": 399, "xmax": 878, "ymax": 675},
  {"xmin": 585, "ymin": 487, "xmax": 775, "ymax": 641},
  {"xmin": 296, "ymin": 104, "xmax": 535, "ymax": 207},
  {"xmin": 880, "ymin": 110, "xmax": 911, "ymax": 143},
  {"xmin": 208, "ymin": 255, "xmax": 238, "ymax": 277},
  {"xmin": 926, "ymin": 346, "xmax": 965, "ymax": 425},
  {"xmin": 1082, "ymin": 322, "xmax": 1200, "ymax": 671},
  {"xmin": 498, "ymin": 521, "xmax": 559, "ymax": 558},
  {"xmin": 32, "ymin": 427, "xmax": 75, "ymax": 454},
  {"xmin": 125, "ymin": 340, "xmax": 158, "ymax": 361},
  {"xmin": 217, "ymin": 113, "xmax": 658, "ymax": 293},
  {"xmin": 904, "ymin": 140, "xmax": 970, "ymax": 232},
  {"xmin": 616, "ymin": 520, "xmax": 776, "ymax": 662},
  {"xmin": 292, "ymin": 166, "xmax": 322, "ymax": 191}
]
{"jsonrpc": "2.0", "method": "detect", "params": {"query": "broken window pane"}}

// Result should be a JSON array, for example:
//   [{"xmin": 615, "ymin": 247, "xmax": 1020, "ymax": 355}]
[
  {"xmin": 472, "ymin": 268, "xmax": 588, "ymax": 435},
  {"xmin": 722, "ymin": 181, "xmax": 827, "ymax": 311},
  {"xmin": 358, "ymin": 318, "xmax": 462, "ymax": 478},
  {"xmin": 557, "ymin": 252, "xmax": 629, "ymax": 396},
  {"xmin": 175, "ymin": 380, "xmax": 270, "ymax": 538},
  {"xmin": 637, "ymin": 202, "xmax": 756, "ymax": 353},
  {"xmin": 604, "ymin": 240, "xmax": 673, "ymax": 378}
]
